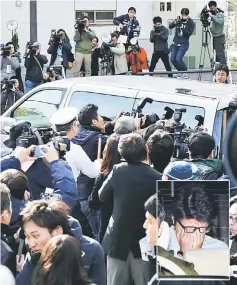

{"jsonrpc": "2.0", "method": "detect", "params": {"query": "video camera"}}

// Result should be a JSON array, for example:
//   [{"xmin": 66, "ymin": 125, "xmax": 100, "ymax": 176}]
[
  {"xmin": 26, "ymin": 41, "xmax": 39, "ymax": 55},
  {"xmin": 11, "ymin": 121, "xmax": 70, "ymax": 157},
  {"xmin": 48, "ymin": 29, "xmax": 63, "ymax": 44},
  {"xmin": 1, "ymin": 44, "xmax": 11, "ymax": 57},
  {"xmin": 200, "ymin": 6, "xmax": 212, "ymax": 27},
  {"xmin": 1, "ymin": 78, "xmax": 17, "ymax": 91},
  {"xmin": 75, "ymin": 17, "xmax": 87, "ymax": 31}
]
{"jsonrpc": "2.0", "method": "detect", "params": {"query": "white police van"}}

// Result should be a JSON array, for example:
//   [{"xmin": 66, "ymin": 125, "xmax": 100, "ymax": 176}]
[{"xmin": 1, "ymin": 76, "xmax": 237, "ymax": 158}]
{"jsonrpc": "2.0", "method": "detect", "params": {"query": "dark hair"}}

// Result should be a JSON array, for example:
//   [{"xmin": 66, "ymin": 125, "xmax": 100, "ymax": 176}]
[
  {"xmin": 128, "ymin": 7, "xmax": 136, "ymax": 13},
  {"xmin": 94, "ymin": 37, "xmax": 99, "ymax": 43},
  {"xmin": 145, "ymin": 193, "xmax": 165, "ymax": 222},
  {"xmin": 230, "ymin": 197, "xmax": 237, "ymax": 207},
  {"xmin": 147, "ymin": 130, "xmax": 174, "ymax": 172},
  {"xmin": 0, "ymin": 169, "xmax": 28, "ymax": 200},
  {"xmin": 215, "ymin": 64, "xmax": 229, "ymax": 76},
  {"xmin": 153, "ymin": 16, "xmax": 162, "ymax": 24},
  {"xmin": 78, "ymin": 104, "xmax": 99, "ymax": 126},
  {"xmin": 208, "ymin": 1, "xmax": 217, "ymax": 7},
  {"xmin": 82, "ymin": 15, "xmax": 89, "ymax": 20},
  {"xmin": 20, "ymin": 200, "xmax": 70, "ymax": 234},
  {"xmin": 101, "ymin": 134, "xmax": 121, "ymax": 174},
  {"xmin": 111, "ymin": 32, "xmax": 118, "ymax": 39},
  {"xmin": 188, "ymin": 132, "xmax": 215, "ymax": 159},
  {"xmin": 118, "ymin": 133, "xmax": 147, "ymax": 163},
  {"xmin": 32, "ymin": 235, "xmax": 91, "ymax": 285},
  {"xmin": 142, "ymin": 123, "xmax": 165, "ymax": 143},
  {"xmin": 181, "ymin": 8, "xmax": 189, "ymax": 15},
  {"xmin": 0, "ymin": 183, "xmax": 11, "ymax": 214},
  {"xmin": 55, "ymin": 119, "xmax": 76, "ymax": 133},
  {"xmin": 172, "ymin": 183, "xmax": 217, "ymax": 225},
  {"xmin": 6, "ymin": 42, "xmax": 14, "ymax": 46}
]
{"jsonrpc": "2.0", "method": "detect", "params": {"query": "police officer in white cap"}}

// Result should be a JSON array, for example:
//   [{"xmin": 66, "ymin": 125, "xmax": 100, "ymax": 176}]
[{"xmin": 50, "ymin": 107, "xmax": 101, "ymax": 181}]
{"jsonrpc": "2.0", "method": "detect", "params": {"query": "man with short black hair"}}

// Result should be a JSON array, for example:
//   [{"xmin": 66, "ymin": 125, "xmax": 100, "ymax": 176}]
[
  {"xmin": 72, "ymin": 104, "xmax": 107, "ymax": 239},
  {"xmin": 208, "ymin": 1, "xmax": 226, "ymax": 64},
  {"xmin": 113, "ymin": 7, "xmax": 140, "ymax": 47},
  {"xmin": 99, "ymin": 133, "xmax": 162, "ymax": 285},
  {"xmin": 149, "ymin": 16, "xmax": 172, "ymax": 77},
  {"xmin": 169, "ymin": 8, "xmax": 195, "ymax": 73},
  {"xmin": 188, "ymin": 132, "xmax": 223, "ymax": 180},
  {"xmin": 214, "ymin": 64, "xmax": 229, "ymax": 83},
  {"xmin": 16, "ymin": 199, "xmax": 106, "ymax": 285},
  {"xmin": 146, "ymin": 130, "xmax": 174, "ymax": 173}
]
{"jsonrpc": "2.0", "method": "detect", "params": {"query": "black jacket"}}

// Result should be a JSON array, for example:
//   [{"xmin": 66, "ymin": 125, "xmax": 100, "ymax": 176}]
[
  {"xmin": 72, "ymin": 126, "xmax": 107, "ymax": 200},
  {"xmin": 24, "ymin": 53, "xmax": 48, "ymax": 83},
  {"xmin": 91, "ymin": 47, "xmax": 102, "ymax": 76},
  {"xmin": 150, "ymin": 26, "xmax": 169, "ymax": 53},
  {"xmin": 113, "ymin": 14, "xmax": 139, "ymax": 39},
  {"xmin": 1, "ymin": 223, "xmax": 17, "ymax": 275},
  {"xmin": 47, "ymin": 41, "xmax": 72, "ymax": 69},
  {"xmin": 169, "ymin": 17, "xmax": 195, "ymax": 45},
  {"xmin": 99, "ymin": 162, "xmax": 162, "ymax": 261},
  {"xmin": 89, "ymin": 172, "xmax": 113, "ymax": 243}
]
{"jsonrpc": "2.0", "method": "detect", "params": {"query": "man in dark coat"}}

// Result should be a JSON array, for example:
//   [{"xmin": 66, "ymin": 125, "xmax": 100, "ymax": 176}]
[{"xmin": 99, "ymin": 133, "xmax": 162, "ymax": 285}]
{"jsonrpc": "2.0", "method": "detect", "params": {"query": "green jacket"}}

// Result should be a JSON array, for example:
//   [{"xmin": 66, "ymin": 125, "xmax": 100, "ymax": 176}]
[
  {"xmin": 74, "ymin": 29, "xmax": 96, "ymax": 54},
  {"xmin": 210, "ymin": 12, "xmax": 224, "ymax": 38},
  {"xmin": 158, "ymin": 246, "xmax": 199, "ymax": 277},
  {"xmin": 190, "ymin": 159, "xmax": 223, "ymax": 180}
]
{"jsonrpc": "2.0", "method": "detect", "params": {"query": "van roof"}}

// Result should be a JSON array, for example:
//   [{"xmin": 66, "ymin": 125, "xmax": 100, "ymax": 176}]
[{"xmin": 43, "ymin": 76, "xmax": 237, "ymax": 101}]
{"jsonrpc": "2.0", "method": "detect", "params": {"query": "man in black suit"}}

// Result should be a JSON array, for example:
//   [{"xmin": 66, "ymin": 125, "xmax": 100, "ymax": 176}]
[{"xmin": 99, "ymin": 133, "xmax": 162, "ymax": 285}]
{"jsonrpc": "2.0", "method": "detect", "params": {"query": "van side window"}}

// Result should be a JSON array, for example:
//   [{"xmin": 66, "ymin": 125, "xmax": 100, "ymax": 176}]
[
  {"xmin": 13, "ymin": 89, "xmax": 64, "ymax": 128},
  {"xmin": 69, "ymin": 91, "xmax": 135, "ymax": 119}
]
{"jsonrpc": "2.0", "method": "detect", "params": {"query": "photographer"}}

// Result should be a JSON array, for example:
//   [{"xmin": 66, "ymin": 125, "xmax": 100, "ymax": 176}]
[
  {"xmin": 126, "ymin": 41, "xmax": 148, "ymax": 74},
  {"xmin": 108, "ymin": 33, "xmax": 128, "ymax": 75},
  {"xmin": 47, "ymin": 28, "xmax": 72, "ymax": 75},
  {"xmin": 169, "ymin": 8, "xmax": 195, "ymax": 73},
  {"xmin": 113, "ymin": 7, "xmax": 139, "ymax": 47},
  {"xmin": 73, "ymin": 16, "xmax": 96, "ymax": 77},
  {"xmin": 208, "ymin": 1, "xmax": 226, "ymax": 64},
  {"xmin": 230, "ymin": 197, "xmax": 237, "ymax": 282},
  {"xmin": 1, "ymin": 44, "xmax": 20, "ymax": 81},
  {"xmin": 149, "ymin": 16, "xmax": 172, "ymax": 78},
  {"xmin": 5, "ymin": 42, "xmax": 24, "ymax": 93},
  {"xmin": 1, "ymin": 77, "xmax": 23, "ymax": 114},
  {"xmin": 91, "ymin": 37, "xmax": 102, "ymax": 76},
  {"xmin": 43, "ymin": 67, "xmax": 63, "ymax": 83},
  {"xmin": 24, "ymin": 42, "xmax": 48, "ymax": 93}
]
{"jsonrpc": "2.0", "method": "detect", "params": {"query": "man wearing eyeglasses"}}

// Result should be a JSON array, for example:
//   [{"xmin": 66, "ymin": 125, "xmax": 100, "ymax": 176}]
[{"xmin": 168, "ymin": 183, "xmax": 228, "ymax": 258}]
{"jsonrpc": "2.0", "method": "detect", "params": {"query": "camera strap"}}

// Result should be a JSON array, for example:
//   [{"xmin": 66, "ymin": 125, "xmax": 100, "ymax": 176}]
[{"xmin": 33, "ymin": 55, "xmax": 46, "ymax": 79}]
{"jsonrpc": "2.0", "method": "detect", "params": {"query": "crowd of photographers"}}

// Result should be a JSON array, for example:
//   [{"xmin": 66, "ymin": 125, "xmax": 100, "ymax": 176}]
[
  {"xmin": 0, "ymin": 1, "xmax": 230, "ymax": 114},
  {"xmin": 1, "ymin": 99, "xmax": 237, "ymax": 284}
]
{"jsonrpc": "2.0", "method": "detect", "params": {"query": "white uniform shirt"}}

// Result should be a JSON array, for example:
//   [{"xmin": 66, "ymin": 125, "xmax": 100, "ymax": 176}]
[{"xmin": 65, "ymin": 141, "xmax": 101, "ymax": 181}]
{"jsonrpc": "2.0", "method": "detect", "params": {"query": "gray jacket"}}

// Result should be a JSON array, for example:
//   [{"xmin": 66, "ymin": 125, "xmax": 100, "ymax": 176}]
[
  {"xmin": 110, "ymin": 43, "xmax": 128, "ymax": 74},
  {"xmin": 1, "ymin": 56, "xmax": 20, "ymax": 80},
  {"xmin": 150, "ymin": 26, "xmax": 169, "ymax": 53},
  {"xmin": 210, "ymin": 12, "xmax": 224, "ymax": 38}
]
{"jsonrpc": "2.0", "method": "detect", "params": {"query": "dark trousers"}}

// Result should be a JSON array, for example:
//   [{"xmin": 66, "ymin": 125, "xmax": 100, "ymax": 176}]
[
  {"xmin": 149, "ymin": 51, "xmax": 172, "ymax": 78},
  {"xmin": 213, "ymin": 35, "xmax": 226, "ymax": 64},
  {"xmin": 170, "ymin": 44, "xmax": 189, "ymax": 71}
]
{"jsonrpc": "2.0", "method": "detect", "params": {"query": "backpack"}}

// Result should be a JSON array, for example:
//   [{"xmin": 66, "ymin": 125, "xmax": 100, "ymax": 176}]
[{"xmin": 191, "ymin": 159, "xmax": 223, "ymax": 180}]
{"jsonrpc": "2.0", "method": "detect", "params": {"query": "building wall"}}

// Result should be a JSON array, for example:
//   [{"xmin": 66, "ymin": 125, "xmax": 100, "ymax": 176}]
[{"xmin": 0, "ymin": 0, "xmax": 228, "ymax": 72}]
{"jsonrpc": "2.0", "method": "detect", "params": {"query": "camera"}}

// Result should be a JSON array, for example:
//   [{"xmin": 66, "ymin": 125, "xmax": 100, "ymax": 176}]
[
  {"xmin": 48, "ymin": 29, "xmax": 62, "ymax": 44},
  {"xmin": 132, "ymin": 26, "xmax": 141, "ymax": 38},
  {"xmin": 26, "ymin": 41, "xmax": 39, "ymax": 55},
  {"xmin": 1, "ymin": 44, "xmax": 11, "ymax": 57},
  {"xmin": 176, "ymin": 16, "xmax": 182, "ymax": 27},
  {"xmin": 154, "ymin": 25, "xmax": 162, "ymax": 34},
  {"xmin": 12, "ymin": 121, "xmax": 70, "ymax": 157},
  {"xmin": 1, "ymin": 78, "xmax": 17, "ymax": 91},
  {"xmin": 75, "ymin": 17, "xmax": 87, "ymax": 31},
  {"xmin": 200, "ymin": 6, "xmax": 212, "ymax": 27}
]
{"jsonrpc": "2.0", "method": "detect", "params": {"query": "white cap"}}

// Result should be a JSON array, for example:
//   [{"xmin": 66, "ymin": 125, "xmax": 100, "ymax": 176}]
[{"xmin": 49, "ymin": 107, "xmax": 78, "ymax": 125}]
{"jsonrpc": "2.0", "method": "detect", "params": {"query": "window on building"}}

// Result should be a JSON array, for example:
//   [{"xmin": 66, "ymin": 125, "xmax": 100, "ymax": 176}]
[
  {"xmin": 167, "ymin": 2, "xmax": 172, "ymax": 11},
  {"xmin": 160, "ymin": 2, "xmax": 165, "ymax": 11},
  {"xmin": 75, "ymin": 11, "xmax": 115, "ymax": 25}
]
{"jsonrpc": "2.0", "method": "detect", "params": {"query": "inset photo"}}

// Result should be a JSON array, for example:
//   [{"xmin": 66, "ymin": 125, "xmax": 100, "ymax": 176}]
[{"xmin": 156, "ymin": 180, "xmax": 230, "ymax": 280}]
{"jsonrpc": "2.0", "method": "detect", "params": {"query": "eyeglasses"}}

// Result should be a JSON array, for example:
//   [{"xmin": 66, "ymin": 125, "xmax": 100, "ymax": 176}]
[
  {"xmin": 230, "ymin": 216, "xmax": 237, "ymax": 224},
  {"xmin": 177, "ymin": 220, "xmax": 210, "ymax": 233}
]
